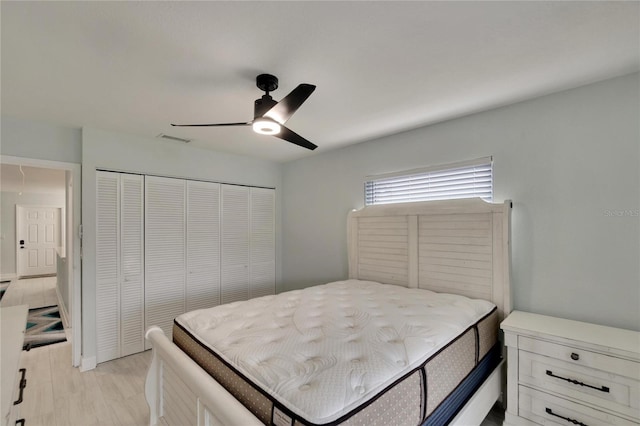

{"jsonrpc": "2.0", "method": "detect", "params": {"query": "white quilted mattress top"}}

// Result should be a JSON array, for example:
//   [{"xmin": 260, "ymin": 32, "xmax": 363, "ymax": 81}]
[{"xmin": 176, "ymin": 279, "xmax": 495, "ymax": 424}]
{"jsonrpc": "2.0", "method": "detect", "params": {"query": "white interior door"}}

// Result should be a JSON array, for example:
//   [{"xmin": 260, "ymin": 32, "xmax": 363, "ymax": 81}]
[{"xmin": 17, "ymin": 206, "xmax": 61, "ymax": 278}]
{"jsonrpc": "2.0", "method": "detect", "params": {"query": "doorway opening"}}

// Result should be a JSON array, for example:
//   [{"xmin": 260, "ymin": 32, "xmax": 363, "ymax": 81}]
[{"xmin": 0, "ymin": 156, "xmax": 81, "ymax": 367}]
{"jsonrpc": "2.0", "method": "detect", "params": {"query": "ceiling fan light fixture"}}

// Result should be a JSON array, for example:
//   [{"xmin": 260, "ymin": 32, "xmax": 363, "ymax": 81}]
[
  {"xmin": 171, "ymin": 74, "xmax": 317, "ymax": 150},
  {"xmin": 252, "ymin": 118, "xmax": 281, "ymax": 135}
]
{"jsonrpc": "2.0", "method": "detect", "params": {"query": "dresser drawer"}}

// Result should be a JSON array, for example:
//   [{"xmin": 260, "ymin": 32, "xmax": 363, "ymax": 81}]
[
  {"xmin": 519, "ymin": 350, "xmax": 639, "ymax": 420},
  {"xmin": 518, "ymin": 386, "xmax": 636, "ymax": 426},
  {"xmin": 519, "ymin": 336, "xmax": 640, "ymax": 380}
]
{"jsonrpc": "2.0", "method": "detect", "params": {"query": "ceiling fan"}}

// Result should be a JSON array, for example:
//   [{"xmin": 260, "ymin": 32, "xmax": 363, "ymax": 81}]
[{"xmin": 171, "ymin": 74, "xmax": 317, "ymax": 150}]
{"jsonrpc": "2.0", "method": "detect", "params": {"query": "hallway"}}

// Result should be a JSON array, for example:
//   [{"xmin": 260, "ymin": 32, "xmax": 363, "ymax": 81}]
[{"xmin": 1, "ymin": 276, "xmax": 59, "ymax": 310}]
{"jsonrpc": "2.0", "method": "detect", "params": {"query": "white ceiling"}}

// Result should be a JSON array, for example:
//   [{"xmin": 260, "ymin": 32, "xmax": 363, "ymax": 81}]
[{"xmin": 2, "ymin": 1, "xmax": 638, "ymax": 163}]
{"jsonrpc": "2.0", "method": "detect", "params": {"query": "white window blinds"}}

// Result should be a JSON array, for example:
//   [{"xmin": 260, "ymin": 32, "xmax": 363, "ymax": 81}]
[{"xmin": 365, "ymin": 157, "xmax": 493, "ymax": 206}]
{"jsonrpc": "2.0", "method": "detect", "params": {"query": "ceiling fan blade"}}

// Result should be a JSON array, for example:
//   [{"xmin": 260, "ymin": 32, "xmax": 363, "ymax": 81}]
[
  {"xmin": 171, "ymin": 122, "xmax": 251, "ymax": 127},
  {"xmin": 264, "ymin": 84, "xmax": 316, "ymax": 124},
  {"xmin": 276, "ymin": 125, "xmax": 317, "ymax": 151}
]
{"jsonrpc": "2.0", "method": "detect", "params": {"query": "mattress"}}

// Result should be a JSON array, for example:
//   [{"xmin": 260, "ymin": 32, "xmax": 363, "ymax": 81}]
[{"xmin": 174, "ymin": 279, "xmax": 499, "ymax": 426}]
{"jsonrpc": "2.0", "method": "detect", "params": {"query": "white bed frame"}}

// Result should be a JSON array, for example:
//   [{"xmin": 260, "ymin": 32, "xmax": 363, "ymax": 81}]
[{"xmin": 145, "ymin": 198, "xmax": 512, "ymax": 426}]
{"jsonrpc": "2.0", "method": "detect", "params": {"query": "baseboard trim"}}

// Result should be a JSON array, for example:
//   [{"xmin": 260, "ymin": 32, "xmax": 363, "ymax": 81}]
[
  {"xmin": 56, "ymin": 286, "xmax": 70, "ymax": 329},
  {"xmin": 80, "ymin": 356, "xmax": 97, "ymax": 372},
  {"xmin": 0, "ymin": 273, "xmax": 17, "ymax": 282}
]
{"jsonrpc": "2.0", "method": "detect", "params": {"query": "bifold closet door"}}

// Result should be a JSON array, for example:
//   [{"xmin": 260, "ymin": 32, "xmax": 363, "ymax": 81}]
[
  {"xmin": 97, "ymin": 172, "xmax": 273, "ymax": 362},
  {"xmin": 119, "ymin": 174, "xmax": 145, "ymax": 357},
  {"xmin": 145, "ymin": 176, "xmax": 186, "ymax": 342},
  {"xmin": 221, "ymin": 185, "xmax": 250, "ymax": 304},
  {"xmin": 221, "ymin": 185, "xmax": 276, "ymax": 304},
  {"xmin": 186, "ymin": 181, "xmax": 221, "ymax": 311},
  {"xmin": 250, "ymin": 188, "xmax": 275, "ymax": 298},
  {"xmin": 96, "ymin": 172, "xmax": 121, "ymax": 363},
  {"xmin": 95, "ymin": 171, "xmax": 144, "ymax": 363}
]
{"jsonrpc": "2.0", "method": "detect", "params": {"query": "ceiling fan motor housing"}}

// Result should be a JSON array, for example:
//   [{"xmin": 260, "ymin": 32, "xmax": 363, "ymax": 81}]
[
  {"xmin": 254, "ymin": 95, "xmax": 277, "ymax": 118},
  {"xmin": 254, "ymin": 74, "xmax": 279, "ymax": 118},
  {"xmin": 256, "ymin": 73, "xmax": 279, "ymax": 92}
]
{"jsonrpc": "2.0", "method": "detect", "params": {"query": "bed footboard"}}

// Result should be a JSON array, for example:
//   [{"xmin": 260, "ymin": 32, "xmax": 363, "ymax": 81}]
[
  {"xmin": 449, "ymin": 360, "xmax": 504, "ymax": 425},
  {"xmin": 144, "ymin": 326, "xmax": 263, "ymax": 426}
]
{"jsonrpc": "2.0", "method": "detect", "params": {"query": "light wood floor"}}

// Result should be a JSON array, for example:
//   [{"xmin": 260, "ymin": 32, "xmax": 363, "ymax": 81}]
[
  {"xmin": 1, "ymin": 276, "xmax": 59, "ymax": 309},
  {"xmin": 3, "ymin": 277, "xmax": 152, "ymax": 425},
  {"xmin": 20, "ymin": 340, "xmax": 152, "ymax": 426},
  {"xmin": 5, "ymin": 277, "xmax": 504, "ymax": 426}
]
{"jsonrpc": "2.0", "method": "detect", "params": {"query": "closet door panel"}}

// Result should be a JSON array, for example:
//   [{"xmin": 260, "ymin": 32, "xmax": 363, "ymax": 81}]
[
  {"xmin": 186, "ymin": 181, "xmax": 221, "ymax": 312},
  {"xmin": 221, "ymin": 185, "xmax": 249, "ymax": 304},
  {"xmin": 250, "ymin": 262, "xmax": 275, "ymax": 299},
  {"xmin": 145, "ymin": 176, "xmax": 186, "ymax": 341},
  {"xmin": 96, "ymin": 171, "xmax": 120, "ymax": 363},
  {"xmin": 250, "ymin": 188, "xmax": 275, "ymax": 299},
  {"xmin": 120, "ymin": 174, "xmax": 145, "ymax": 356}
]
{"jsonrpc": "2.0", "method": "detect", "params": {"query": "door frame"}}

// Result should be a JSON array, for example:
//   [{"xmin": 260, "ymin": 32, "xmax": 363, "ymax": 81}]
[
  {"xmin": 1, "ymin": 155, "xmax": 82, "ymax": 367},
  {"xmin": 16, "ymin": 205, "xmax": 62, "ymax": 278}
]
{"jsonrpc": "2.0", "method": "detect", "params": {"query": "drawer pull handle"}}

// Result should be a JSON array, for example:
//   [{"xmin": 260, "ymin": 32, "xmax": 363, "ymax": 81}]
[
  {"xmin": 16, "ymin": 420, "xmax": 25, "ymax": 426},
  {"xmin": 570, "ymin": 352, "xmax": 580, "ymax": 361},
  {"xmin": 546, "ymin": 370, "xmax": 610, "ymax": 393},
  {"xmin": 13, "ymin": 368, "xmax": 27, "ymax": 405},
  {"xmin": 545, "ymin": 408, "xmax": 587, "ymax": 426}
]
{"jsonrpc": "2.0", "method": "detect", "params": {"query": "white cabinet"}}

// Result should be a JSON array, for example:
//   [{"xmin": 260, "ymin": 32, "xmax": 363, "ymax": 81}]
[
  {"xmin": 96, "ymin": 171, "xmax": 144, "ymax": 363},
  {"xmin": 501, "ymin": 311, "xmax": 640, "ymax": 426},
  {"xmin": 96, "ymin": 172, "xmax": 275, "ymax": 363}
]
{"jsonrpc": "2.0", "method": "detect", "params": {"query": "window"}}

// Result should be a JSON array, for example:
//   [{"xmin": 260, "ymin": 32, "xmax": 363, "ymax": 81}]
[{"xmin": 364, "ymin": 157, "xmax": 493, "ymax": 206}]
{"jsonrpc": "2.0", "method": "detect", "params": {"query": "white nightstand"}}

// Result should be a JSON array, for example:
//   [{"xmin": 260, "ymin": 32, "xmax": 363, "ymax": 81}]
[{"xmin": 501, "ymin": 311, "xmax": 640, "ymax": 426}]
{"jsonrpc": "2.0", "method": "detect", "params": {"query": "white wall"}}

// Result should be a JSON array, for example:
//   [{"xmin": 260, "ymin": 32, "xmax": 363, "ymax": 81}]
[
  {"xmin": 281, "ymin": 72, "xmax": 640, "ymax": 331},
  {"xmin": 0, "ymin": 191, "xmax": 66, "ymax": 279},
  {"xmin": 81, "ymin": 127, "xmax": 283, "ymax": 363},
  {"xmin": 1, "ymin": 116, "xmax": 82, "ymax": 164}
]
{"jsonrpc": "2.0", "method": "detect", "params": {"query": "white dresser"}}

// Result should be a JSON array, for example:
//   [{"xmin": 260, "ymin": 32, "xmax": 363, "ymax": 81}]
[
  {"xmin": 1, "ymin": 305, "xmax": 29, "ymax": 426},
  {"xmin": 501, "ymin": 311, "xmax": 640, "ymax": 426}
]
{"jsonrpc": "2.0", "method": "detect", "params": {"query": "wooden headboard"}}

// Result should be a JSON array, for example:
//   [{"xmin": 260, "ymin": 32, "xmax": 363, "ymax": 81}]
[{"xmin": 348, "ymin": 198, "xmax": 512, "ymax": 320}]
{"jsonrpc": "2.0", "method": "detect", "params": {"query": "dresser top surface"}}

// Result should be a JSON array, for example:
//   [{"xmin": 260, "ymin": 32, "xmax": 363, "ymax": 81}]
[{"xmin": 501, "ymin": 310, "xmax": 640, "ymax": 357}]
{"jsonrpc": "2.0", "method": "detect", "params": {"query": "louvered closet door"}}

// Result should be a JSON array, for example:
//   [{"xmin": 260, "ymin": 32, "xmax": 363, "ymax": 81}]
[
  {"xmin": 221, "ymin": 185, "xmax": 249, "ymax": 304},
  {"xmin": 96, "ymin": 171, "xmax": 121, "ymax": 363},
  {"xmin": 250, "ymin": 188, "xmax": 275, "ymax": 298},
  {"xmin": 145, "ymin": 176, "xmax": 186, "ymax": 342},
  {"xmin": 186, "ymin": 181, "xmax": 221, "ymax": 311},
  {"xmin": 120, "ymin": 174, "xmax": 144, "ymax": 356}
]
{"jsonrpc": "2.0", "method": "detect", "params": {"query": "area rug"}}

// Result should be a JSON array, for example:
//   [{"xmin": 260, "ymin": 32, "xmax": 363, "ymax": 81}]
[
  {"xmin": 0, "ymin": 281, "xmax": 9, "ymax": 301},
  {"xmin": 23, "ymin": 305, "xmax": 67, "ymax": 350}
]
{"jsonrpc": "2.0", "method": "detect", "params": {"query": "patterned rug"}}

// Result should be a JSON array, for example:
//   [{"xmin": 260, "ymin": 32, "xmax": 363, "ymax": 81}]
[
  {"xmin": 23, "ymin": 305, "xmax": 67, "ymax": 350},
  {"xmin": 0, "ymin": 281, "xmax": 9, "ymax": 301}
]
